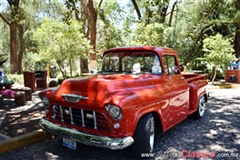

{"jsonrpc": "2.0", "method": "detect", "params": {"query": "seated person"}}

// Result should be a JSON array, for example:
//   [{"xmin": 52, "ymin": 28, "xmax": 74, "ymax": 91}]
[
  {"xmin": 152, "ymin": 55, "xmax": 162, "ymax": 74},
  {"xmin": 171, "ymin": 65, "xmax": 179, "ymax": 74}
]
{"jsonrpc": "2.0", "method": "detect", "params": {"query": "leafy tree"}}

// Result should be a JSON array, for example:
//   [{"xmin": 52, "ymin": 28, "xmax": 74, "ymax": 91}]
[
  {"xmin": 0, "ymin": 0, "xmax": 65, "ymax": 74},
  {"xmin": 1, "ymin": 0, "xmax": 239, "ymax": 77},
  {"xmin": 0, "ymin": 20, "xmax": 9, "ymax": 68},
  {"xmin": 0, "ymin": 0, "xmax": 26, "ymax": 74},
  {"xmin": 97, "ymin": 0, "xmax": 127, "ymax": 51},
  {"xmin": 131, "ymin": 0, "xmax": 173, "ymax": 25},
  {"xmin": 175, "ymin": 0, "xmax": 240, "ymax": 65},
  {"xmin": 130, "ymin": 22, "xmax": 166, "ymax": 46},
  {"xmin": 64, "ymin": 0, "xmax": 103, "ymax": 72},
  {"xmin": 23, "ymin": 1, "xmax": 65, "ymax": 72},
  {"xmin": 202, "ymin": 33, "xmax": 235, "ymax": 84},
  {"xmin": 32, "ymin": 18, "xmax": 92, "ymax": 78}
]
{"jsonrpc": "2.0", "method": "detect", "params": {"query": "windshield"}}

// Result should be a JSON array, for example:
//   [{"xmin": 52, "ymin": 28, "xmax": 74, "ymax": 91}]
[{"xmin": 101, "ymin": 51, "xmax": 162, "ymax": 74}]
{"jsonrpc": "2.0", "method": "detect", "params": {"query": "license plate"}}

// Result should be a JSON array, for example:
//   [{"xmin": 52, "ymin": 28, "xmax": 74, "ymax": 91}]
[{"xmin": 63, "ymin": 138, "xmax": 77, "ymax": 150}]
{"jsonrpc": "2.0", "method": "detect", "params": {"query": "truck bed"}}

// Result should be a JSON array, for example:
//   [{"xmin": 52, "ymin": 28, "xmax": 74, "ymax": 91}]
[{"xmin": 183, "ymin": 73, "xmax": 208, "ymax": 83}]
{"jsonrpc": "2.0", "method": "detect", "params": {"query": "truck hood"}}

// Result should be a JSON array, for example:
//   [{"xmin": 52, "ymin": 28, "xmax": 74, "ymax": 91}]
[{"xmin": 52, "ymin": 74, "xmax": 158, "ymax": 107}]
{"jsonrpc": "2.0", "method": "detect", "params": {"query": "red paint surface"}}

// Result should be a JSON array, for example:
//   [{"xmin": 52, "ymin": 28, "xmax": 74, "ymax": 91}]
[{"xmin": 39, "ymin": 46, "xmax": 208, "ymax": 138}]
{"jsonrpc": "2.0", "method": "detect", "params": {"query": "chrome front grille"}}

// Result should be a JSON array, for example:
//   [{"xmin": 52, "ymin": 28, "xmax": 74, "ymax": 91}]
[{"xmin": 52, "ymin": 105, "xmax": 110, "ymax": 132}]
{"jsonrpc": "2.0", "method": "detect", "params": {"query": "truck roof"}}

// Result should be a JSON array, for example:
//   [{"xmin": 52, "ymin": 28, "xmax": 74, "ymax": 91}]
[{"xmin": 104, "ymin": 46, "xmax": 177, "ymax": 56}]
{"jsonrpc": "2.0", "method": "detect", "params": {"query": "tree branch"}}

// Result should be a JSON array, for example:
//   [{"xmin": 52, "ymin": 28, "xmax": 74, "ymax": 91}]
[
  {"xmin": 203, "ymin": 1, "xmax": 220, "ymax": 19},
  {"xmin": 98, "ymin": 0, "xmax": 103, "ymax": 8},
  {"xmin": 0, "ymin": 13, "xmax": 10, "ymax": 25},
  {"xmin": 7, "ymin": 0, "xmax": 14, "ymax": 6},
  {"xmin": 193, "ymin": 21, "xmax": 234, "ymax": 49},
  {"xmin": 73, "ymin": 1, "xmax": 80, "ymax": 20},
  {"xmin": 131, "ymin": 0, "xmax": 141, "ymax": 20},
  {"xmin": 169, "ymin": 2, "xmax": 177, "ymax": 27}
]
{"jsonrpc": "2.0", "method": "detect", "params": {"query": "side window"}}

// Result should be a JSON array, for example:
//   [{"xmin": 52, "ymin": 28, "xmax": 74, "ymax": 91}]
[{"xmin": 163, "ymin": 55, "xmax": 179, "ymax": 75}]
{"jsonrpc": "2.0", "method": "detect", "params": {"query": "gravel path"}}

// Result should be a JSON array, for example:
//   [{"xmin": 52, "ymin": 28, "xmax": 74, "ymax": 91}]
[{"xmin": 1, "ymin": 88, "xmax": 240, "ymax": 160}]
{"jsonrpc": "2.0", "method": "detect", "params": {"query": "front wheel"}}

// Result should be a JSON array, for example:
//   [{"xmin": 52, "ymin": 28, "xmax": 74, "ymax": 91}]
[
  {"xmin": 191, "ymin": 95, "xmax": 206, "ymax": 119},
  {"xmin": 132, "ymin": 113, "xmax": 155, "ymax": 158}
]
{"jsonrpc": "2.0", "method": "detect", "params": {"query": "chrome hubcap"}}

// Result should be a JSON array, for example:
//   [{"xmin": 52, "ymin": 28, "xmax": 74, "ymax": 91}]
[
  {"xmin": 149, "ymin": 117, "xmax": 155, "ymax": 152},
  {"xmin": 199, "ymin": 96, "xmax": 205, "ymax": 117}
]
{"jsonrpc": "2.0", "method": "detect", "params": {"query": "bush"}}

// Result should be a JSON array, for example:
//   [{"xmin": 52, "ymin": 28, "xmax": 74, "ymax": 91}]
[
  {"xmin": 57, "ymin": 74, "xmax": 81, "ymax": 85},
  {"xmin": 5, "ymin": 74, "xmax": 24, "ymax": 85}
]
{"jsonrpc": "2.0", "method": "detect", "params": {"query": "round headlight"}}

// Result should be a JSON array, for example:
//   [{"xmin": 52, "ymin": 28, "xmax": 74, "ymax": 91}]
[
  {"xmin": 42, "ymin": 96, "xmax": 50, "ymax": 107},
  {"xmin": 105, "ymin": 104, "xmax": 122, "ymax": 120}
]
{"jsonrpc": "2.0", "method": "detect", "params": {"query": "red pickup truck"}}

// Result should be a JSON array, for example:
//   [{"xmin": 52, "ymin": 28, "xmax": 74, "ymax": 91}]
[{"xmin": 39, "ymin": 46, "xmax": 208, "ymax": 157}]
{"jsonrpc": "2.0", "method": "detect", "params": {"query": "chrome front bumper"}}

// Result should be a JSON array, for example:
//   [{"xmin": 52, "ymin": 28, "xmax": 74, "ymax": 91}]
[{"xmin": 39, "ymin": 118, "xmax": 134, "ymax": 150}]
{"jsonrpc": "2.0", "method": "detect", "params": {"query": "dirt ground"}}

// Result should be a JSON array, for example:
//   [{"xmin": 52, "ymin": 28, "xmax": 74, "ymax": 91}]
[{"xmin": 1, "ymin": 107, "xmax": 45, "ymax": 137}]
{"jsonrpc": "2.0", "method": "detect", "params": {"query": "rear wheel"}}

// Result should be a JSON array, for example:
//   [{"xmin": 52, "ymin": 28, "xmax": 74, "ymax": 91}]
[
  {"xmin": 132, "ymin": 113, "xmax": 155, "ymax": 158},
  {"xmin": 191, "ymin": 95, "xmax": 206, "ymax": 119}
]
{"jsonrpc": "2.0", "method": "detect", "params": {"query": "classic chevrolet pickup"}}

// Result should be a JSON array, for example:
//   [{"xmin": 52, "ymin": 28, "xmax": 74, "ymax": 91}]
[{"xmin": 39, "ymin": 46, "xmax": 208, "ymax": 157}]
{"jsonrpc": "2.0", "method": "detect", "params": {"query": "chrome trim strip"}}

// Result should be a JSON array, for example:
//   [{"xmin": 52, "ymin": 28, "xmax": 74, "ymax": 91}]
[
  {"xmin": 60, "ymin": 105, "xmax": 64, "ymax": 122},
  {"xmin": 52, "ymin": 105, "xmax": 57, "ymax": 119},
  {"xmin": 93, "ymin": 111, "xmax": 97, "ymax": 129},
  {"xmin": 62, "ymin": 94, "xmax": 88, "ymax": 103},
  {"xmin": 81, "ymin": 109, "xmax": 85, "ymax": 127},
  {"xmin": 51, "ymin": 105, "xmax": 111, "ymax": 131},
  {"xmin": 39, "ymin": 118, "xmax": 134, "ymax": 150},
  {"xmin": 69, "ymin": 107, "xmax": 74, "ymax": 125}
]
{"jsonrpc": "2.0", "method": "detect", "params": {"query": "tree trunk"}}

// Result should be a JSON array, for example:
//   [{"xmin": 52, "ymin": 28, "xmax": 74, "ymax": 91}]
[
  {"xmin": 79, "ymin": 0, "xmax": 89, "ymax": 73},
  {"xmin": 10, "ymin": 22, "xmax": 19, "ymax": 74},
  {"xmin": 234, "ymin": 26, "xmax": 240, "ymax": 58},
  {"xmin": 211, "ymin": 66, "xmax": 216, "ymax": 85},
  {"xmin": 1, "ymin": 0, "xmax": 24, "ymax": 74},
  {"xmin": 88, "ymin": 0, "xmax": 97, "ymax": 61},
  {"xmin": 69, "ymin": 59, "xmax": 73, "ymax": 77},
  {"xmin": 88, "ymin": 0, "xmax": 98, "ymax": 72},
  {"xmin": 18, "ymin": 24, "xmax": 25, "ymax": 74},
  {"xmin": 80, "ymin": 59, "xmax": 89, "ymax": 73},
  {"xmin": 160, "ymin": 6, "xmax": 168, "ymax": 23},
  {"xmin": 80, "ymin": 0, "xmax": 88, "ymax": 35},
  {"xmin": 57, "ymin": 61, "xmax": 66, "ymax": 79},
  {"xmin": 147, "ymin": 9, "xmax": 153, "ymax": 25}
]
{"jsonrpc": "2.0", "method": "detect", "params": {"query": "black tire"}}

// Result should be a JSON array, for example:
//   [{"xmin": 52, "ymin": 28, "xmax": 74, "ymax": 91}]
[
  {"xmin": 191, "ymin": 94, "xmax": 206, "ymax": 119},
  {"xmin": 132, "ymin": 113, "xmax": 155, "ymax": 158}
]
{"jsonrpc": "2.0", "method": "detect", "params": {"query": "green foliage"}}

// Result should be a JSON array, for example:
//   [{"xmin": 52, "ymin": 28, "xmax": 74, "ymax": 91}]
[
  {"xmin": 0, "ymin": 21, "xmax": 9, "ymax": 65},
  {"xmin": 97, "ymin": 24, "xmax": 123, "ymax": 51},
  {"xmin": 234, "ymin": 11, "xmax": 240, "ymax": 27},
  {"xmin": 202, "ymin": 33, "xmax": 235, "ymax": 83},
  {"xmin": 32, "ymin": 18, "xmax": 92, "ymax": 78},
  {"xmin": 1, "ymin": 0, "xmax": 239, "ymax": 75},
  {"xmin": 203, "ymin": 34, "xmax": 234, "ymax": 67},
  {"xmin": 130, "ymin": 22, "xmax": 166, "ymax": 46},
  {"xmin": 23, "ymin": 51, "xmax": 44, "ymax": 71},
  {"xmin": 5, "ymin": 74, "xmax": 24, "ymax": 85},
  {"xmin": 174, "ymin": 0, "xmax": 236, "ymax": 64}
]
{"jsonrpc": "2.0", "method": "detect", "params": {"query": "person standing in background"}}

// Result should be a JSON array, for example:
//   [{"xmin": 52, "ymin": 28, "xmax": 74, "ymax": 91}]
[{"xmin": 231, "ymin": 58, "xmax": 238, "ymax": 69}]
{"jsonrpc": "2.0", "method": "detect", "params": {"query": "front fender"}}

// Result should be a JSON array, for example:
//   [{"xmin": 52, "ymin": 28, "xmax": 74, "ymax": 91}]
[{"xmin": 105, "ymin": 92, "xmax": 166, "ymax": 137}]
